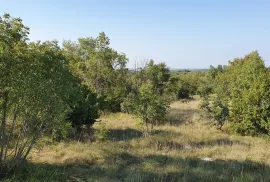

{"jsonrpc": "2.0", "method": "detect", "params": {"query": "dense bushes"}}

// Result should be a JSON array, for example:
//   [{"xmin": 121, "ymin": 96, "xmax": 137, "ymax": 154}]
[
  {"xmin": 168, "ymin": 70, "xmax": 209, "ymax": 99},
  {"xmin": 201, "ymin": 52, "xmax": 270, "ymax": 136},
  {"xmin": 63, "ymin": 32, "xmax": 129, "ymax": 112},
  {"xmin": 0, "ymin": 13, "xmax": 176, "ymax": 175},
  {"xmin": 0, "ymin": 14, "xmax": 79, "ymax": 173},
  {"xmin": 66, "ymin": 85, "xmax": 99, "ymax": 140}
]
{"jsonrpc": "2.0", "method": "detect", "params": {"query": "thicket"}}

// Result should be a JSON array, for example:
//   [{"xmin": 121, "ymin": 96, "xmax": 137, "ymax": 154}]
[
  {"xmin": 200, "ymin": 52, "xmax": 270, "ymax": 136},
  {"xmin": 0, "ymin": 13, "xmax": 175, "ymax": 175},
  {"xmin": 0, "ymin": 14, "xmax": 79, "ymax": 175}
]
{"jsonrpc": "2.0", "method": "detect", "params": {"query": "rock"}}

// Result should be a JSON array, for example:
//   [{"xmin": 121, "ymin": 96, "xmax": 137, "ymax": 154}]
[{"xmin": 201, "ymin": 157, "xmax": 214, "ymax": 161}]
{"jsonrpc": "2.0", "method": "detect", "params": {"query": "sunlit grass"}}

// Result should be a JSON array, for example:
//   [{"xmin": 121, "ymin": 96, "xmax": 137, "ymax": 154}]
[{"xmin": 6, "ymin": 97, "xmax": 270, "ymax": 181}]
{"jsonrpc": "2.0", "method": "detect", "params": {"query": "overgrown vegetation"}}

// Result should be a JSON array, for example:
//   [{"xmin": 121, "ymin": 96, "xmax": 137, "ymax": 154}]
[
  {"xmin": 6, "ymin": 99, "xmax": 270, "ymax": 182},
  {"xmin": 200, "ymin": 51, "xmax": 270, "ymax": 136},
  {"xmin": 1, "ymin": 13, "xmax": 270, "ymax": 181},
  {"xmin": 0, "ymin": 14, "xmax": 78, "ymax": 175},
  {"xmin": 0, "ymin": 13, "xmax": 172, "ymax": 176}
]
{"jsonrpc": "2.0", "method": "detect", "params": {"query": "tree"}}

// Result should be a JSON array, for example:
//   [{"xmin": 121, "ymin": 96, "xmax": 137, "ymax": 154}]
[
  {"xmin": 122, "ymin": 60, "xmax": 170, "ymax": 134},
  {"xmin": 167, "ymin": 70, "xmax": 208, "ymax": 100},
  {"xmin": 222, "ymin": 51, "xmax": 270, "ymax": 135},
  {"xmin": 145, "ymin": 60, "xmax": 170, "ymax": 95},
  {"xmin": 197, "ymin": 65, "xmax": 225, "ymax": 97},
  {"xmin": 167, "ymin": 76, "xmax": 191, "ymax": 100},
  {"xmin": 122, "ymin": 81, "xmax": 169, "ymax": 135},
  {"xmin": 203, "ymin": 51, "xmax": 270, "ymax": 136},
  {"xmin": 63, "ymin": 32, "xmax": 129, "ymax": 112},
  {"xmin": 0, "ymin": 13, "xmax": 78, "ymax": 174}
]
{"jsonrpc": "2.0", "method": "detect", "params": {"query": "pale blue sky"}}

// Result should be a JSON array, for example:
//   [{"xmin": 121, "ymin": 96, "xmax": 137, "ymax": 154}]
[{"xmin": 1, "ymin": 0, "xmax": 270, "ymax": 68}]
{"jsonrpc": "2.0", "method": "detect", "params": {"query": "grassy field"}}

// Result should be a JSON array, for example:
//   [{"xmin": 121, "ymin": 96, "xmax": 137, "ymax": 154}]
[{"xmin": 5, "ymin": 98, "xmax": 270, "ymax": 182}]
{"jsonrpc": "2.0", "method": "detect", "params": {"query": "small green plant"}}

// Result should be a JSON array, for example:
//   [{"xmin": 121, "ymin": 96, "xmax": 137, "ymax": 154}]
[
  {"xmin": 122, "ymin": 81, "xmax": 169, "ymax": 135},
  {"xmin": 94, "ymin": 121, "xmax": 110, "ymax": 141},
  {"xmin": 200, "ymin": 96, "xmax": 229, "ymax": 130},
  {"xmin": 51, "ymin": 122, "xmax": 73, "ymax": 142}
]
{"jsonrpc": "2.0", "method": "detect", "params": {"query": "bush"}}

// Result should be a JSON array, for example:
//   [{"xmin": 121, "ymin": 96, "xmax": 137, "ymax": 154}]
[
  {"xmin": 205, "ymin": 51, "xmax": 270, "ymax": 136},
  {"xmin": 200, "ymin": 96, "xmax": 229, "ymax": 129},
  {"xmin": 93, "ymin": 122, "xmax": 109, "ymax": 141},
  {"xmin": 122, "ymin": 81, "xmax": 169, "ymax": 133},
  {"xmin": 51, "ymin": 122, "xmax": 73, "ymax": 142},
  {"xmin": 66, "ymin": 85, "xmax": 99, "ymax": 140}
]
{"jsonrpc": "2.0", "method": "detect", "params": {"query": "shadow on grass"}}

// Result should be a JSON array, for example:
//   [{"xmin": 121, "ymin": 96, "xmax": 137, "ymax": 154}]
[
  {"xmin": 151, "ymin": 129, "xmax": 182, "ymax": 137},
  {"xmin": 8, "ymin": 153, "xmax": 270, "ymax": 182},
  {"xmin": 106, "ymin": 128, "xmax": 143, "ymax": 141},
  {"xmin": 144, "ymin": 137, "xmax": 247, "ymax": 151},
  {"xmin": 189, "ymin": 138, "xmax": 249, "ymax": 148},
  {"xmin": 167, "ymin": 108, "xmax": 202, "ymax": 126},
  {"xmin": 104, "ymin": 128, "xmax": 182, "ymax": 143}
]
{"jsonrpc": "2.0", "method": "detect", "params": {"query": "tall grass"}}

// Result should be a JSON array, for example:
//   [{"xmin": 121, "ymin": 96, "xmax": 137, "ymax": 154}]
[{"xmin": 5, "ymin": 97, "xmax": 270, "ymax": 181}]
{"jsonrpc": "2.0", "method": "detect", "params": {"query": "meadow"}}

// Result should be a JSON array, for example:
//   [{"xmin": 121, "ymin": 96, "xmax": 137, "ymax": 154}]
[{"xmin": 5, "ymin": 97, "xmax": 270, "ymax": 182}]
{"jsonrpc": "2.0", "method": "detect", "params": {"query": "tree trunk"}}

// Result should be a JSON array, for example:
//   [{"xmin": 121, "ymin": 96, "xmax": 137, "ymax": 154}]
[
  {"xmin": 144, "ymin": 119, "xmax": 149, "ymax": 137},
  {"xmin": 0, "ymin": 91, "xmax": 8, "ymax": 163},
  {"xmin": 4, "ymin": 107, "xmax": 18, "ymax": 160},
  {"xmin": 151, "ymin": 121, "xmax": 154, "ymax": 131},
  {"xmin": 22, "ymin": 122, "xmax": 42, "ymax": 161}
]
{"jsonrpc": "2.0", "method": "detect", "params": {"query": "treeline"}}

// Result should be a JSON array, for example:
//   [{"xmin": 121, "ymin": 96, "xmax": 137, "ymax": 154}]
[{"xmin": 0, "ymin": 13, "xmax": 189, "ymax": 174}]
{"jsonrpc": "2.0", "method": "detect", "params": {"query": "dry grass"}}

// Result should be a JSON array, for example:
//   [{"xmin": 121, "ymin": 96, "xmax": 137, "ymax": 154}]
[{"xmin": 6, "ymin": 97, "xmax": 270, "ymax": 181}]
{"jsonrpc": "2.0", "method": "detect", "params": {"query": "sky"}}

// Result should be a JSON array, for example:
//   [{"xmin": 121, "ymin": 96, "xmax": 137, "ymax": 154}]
[{"xmin": 1, "ymin": 0, "xmax": 270, "ymax": 68}]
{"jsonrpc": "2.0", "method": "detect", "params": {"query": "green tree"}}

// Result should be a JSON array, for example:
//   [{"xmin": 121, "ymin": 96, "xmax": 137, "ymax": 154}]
[
  {"xmin": 223, "ymin": 52, "xmax": 270, "ymax": 135},
  {"xmin": 63, "ymin": 32, "xmax": 128, "ymax": 112},
  {"xmin": 205, "ymin": 51, "xmax": 270, "ymax": 136},
  {"xmin": 122, "ymin": 60, "xmax": 170, "ymax": 134},
  {"xmin": 197, "ymin": 65, "xmax": 225, "ymax": 97},
  {"xmin": 122, "ymin": 81, "xmax": 169, "ymax": 134},
  {"xmin": 145, "ymin": 60, "xmax": 170, "ymax": 95},
  {"xmin": 0, "ymin": 13, "xmax": 78, "ymax": 173}
]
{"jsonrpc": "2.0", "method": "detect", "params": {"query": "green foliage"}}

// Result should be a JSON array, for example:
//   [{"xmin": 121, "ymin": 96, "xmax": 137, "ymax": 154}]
[
  {"xmin": 93, "ymin": 122, "xmax": 110, "ymax": 141},
  {"xmin": 167, "ymin": 70, "xmax": 208, "ymax": 100},
  {"xmin": 122, "ymin": 61, "xmax": 170, "ymax": 132},
  {"xmin": 122, "ymin": 82, "xmax": 169, "ymax": 132},
  {"xmin": 66, "ymin": 84, "xmax": 99, "ymax": 139},
  {"xmin": 203, "ymin": 51, "xmax": 270, "ymax": 136},
  {"xmin": 51, "ymin": 122, "xmax": 73, "ymax": 142},
  {"xmin": 176, "ymin": 79, "xmax": 192, "ymax": 99},
  {"xmin": 196, "ymin": 65, "xmax": 225, "ymax": 97},
  {"xmin": 63, "ymin": 32, "xmax": 128, "ymax": 112},
  {"xmin": 166, "ymin": 76, "xmax": 190, "ymax": 100},
  {"xmin": 145, "ymin": 60, "xmax": 170, "ymax": 95},
  {"xmin": 200, "ymin": 96, "xmax": 229, "ymax": 129},
  {"xmin": 0, "ymin": 13, "xmax": 78, "ymax": 173},
  {"xmin": 222, "ymin": 52, "xmax": 270, "ymax": 135}
]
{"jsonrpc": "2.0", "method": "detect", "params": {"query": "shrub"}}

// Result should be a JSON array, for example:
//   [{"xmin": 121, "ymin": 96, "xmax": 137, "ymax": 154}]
[
  {"xmin": 66, "ymin": 85, "xmax": 99, "ymax": 140},
  {"xmin": 205, "ymin": 51, "xmax": 270, "ymax": 136},
  {"xmin": 200, "ymin": 96, "xmax": 229, "ymax": 129}
]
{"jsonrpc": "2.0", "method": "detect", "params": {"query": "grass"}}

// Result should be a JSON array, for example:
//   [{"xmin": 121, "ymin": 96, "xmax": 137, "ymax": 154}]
[{"xmin": 5, "ymin": 97, "xmax": 270, "ymax": 181}]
